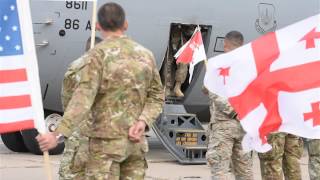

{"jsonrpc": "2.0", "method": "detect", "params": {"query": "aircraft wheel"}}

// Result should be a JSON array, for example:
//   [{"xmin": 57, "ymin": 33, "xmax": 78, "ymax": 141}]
[
  {"xmin": 1, "ymin": 131, "xmax": 29, "ymax": 152},
  {"xmin": 21, "ymin": 113, "xmax": 65, "ymax": 155}
]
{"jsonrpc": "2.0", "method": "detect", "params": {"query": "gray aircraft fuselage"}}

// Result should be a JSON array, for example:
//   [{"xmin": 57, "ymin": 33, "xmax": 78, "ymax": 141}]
[{"xmin": 31, "ymin": 0, "xmax": 320, "ymax": 121}]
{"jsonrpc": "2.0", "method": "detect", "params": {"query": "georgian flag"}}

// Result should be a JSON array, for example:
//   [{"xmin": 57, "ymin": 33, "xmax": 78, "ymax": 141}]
[
  {"xmin": 0, "ymin": 0, "xmax": 45, "ymax": 133},
  {"xmin": 204, "ymin": 14, "xmax": 320, "ymax": 152},
  {"xmin": 174, "ymin": 26, "xmax": 207, "ymax": 82}
]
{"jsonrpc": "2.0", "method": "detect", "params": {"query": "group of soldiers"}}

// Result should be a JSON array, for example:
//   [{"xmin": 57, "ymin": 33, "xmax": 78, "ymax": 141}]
[
  {"xmin": 35, "ymin": 2, "xmax": 320, "ymax": 180},
  {"xmin": 204, "ymin": 32, "xmax": 320, "ymax": 180}
]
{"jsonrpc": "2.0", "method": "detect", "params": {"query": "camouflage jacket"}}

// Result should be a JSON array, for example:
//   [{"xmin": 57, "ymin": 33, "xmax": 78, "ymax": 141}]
[
  {"xmin": 56, "ymin": 35, "xmax": 164, "ymax": 138},
  {"xmin": 209, "ymin": 92, "xmax": 237, "ymax": 123},
  {"xmin": 61, "ymin": 54, "xmax": 90, "ymax": 110}
]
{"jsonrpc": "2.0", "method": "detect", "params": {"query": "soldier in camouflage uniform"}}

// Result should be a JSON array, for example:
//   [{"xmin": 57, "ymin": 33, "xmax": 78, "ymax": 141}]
[
  {"xmin": 164, "ymin": 24, "xmax": 194, "ymax": 97},
  {"xmin": 258, "ymin": 133, "xmax": 304, "ymax": 180},
  {"xmin": 307, "ymin": 139, "xmax": 320, "ymax": 180},
  {"xmin": 205, "ymin": 31, "xmax": 253, "ymax": 180},
  {"xmin": 37, "ymin": 2, "xmax": 164, "ymax": 180},
  {"xmin": 58, "ymin": 37, "xmax": 102, "ymax": 180}
]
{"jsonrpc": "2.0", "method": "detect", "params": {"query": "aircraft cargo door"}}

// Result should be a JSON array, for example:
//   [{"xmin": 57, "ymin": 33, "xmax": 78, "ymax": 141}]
[{"xmin": 160, "ymin": 23, "xmax": 211, "ymax": 101}]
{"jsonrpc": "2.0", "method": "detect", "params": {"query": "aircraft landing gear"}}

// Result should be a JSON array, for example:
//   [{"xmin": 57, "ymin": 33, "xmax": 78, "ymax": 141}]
[
  {"xmin": 0, "ymin": 113, "xmax": 65, "ymax": 155},
  {"xmin": 1, "ymin": 132, "xmax": 29, "ymax": 152}
]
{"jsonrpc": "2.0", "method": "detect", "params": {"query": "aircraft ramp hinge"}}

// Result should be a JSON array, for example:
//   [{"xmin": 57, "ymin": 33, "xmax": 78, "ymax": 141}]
[{"xmin": 153, "ymin": 104, "xmax": 207, "ymax": 164}]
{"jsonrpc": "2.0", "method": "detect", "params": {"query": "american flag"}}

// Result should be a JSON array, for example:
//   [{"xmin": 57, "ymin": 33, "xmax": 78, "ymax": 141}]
[{"xmin": 0, "ymin": 0, "xmax": 45, "ymax": 133}]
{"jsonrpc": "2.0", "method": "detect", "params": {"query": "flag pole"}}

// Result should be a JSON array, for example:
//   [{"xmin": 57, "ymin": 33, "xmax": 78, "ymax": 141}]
[
  {"xmin": 38, "ymin": 127, "xmax": 53, "ymax": 180},
  {"xmin": 204, "ymin": 59, "xmax": 208, "ymax": 70},
  {"xmin": 43, "ymin": 151, "xmax": 53, "ymax": 180},
  {"xmin": 197, "ymin": 25, "xmax": 208, "ymax": 70},
  {"xmin": 196, "ymin": 24, "xmax": 209, "ymax": 94},
  {"xmin": 37, "ymin": 122, "xmax": 52, "ymax": 180},
  {"xmin": 90, "ymin": 0, "xmax": 98, "ymax": 49},
  {"xmin": 163, "ymin": 46, "xmax": 169, "ymax": 97},
  {"xmin": 23, "ymin": 0, "xmax": 53, "ymax": 179}
]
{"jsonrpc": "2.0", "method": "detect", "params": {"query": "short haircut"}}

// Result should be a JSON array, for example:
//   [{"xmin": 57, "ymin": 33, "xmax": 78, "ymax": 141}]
[
  {"xmin": 85, "ymin": 37, "xmax": 103, "ymax": 51},
  {"xmin": 225, "ymin": 31, "xmax": 244, "ymax": 47},
  {"xmin": 98, "ymin": 2, "xmax": 125, "ymax": 31}
]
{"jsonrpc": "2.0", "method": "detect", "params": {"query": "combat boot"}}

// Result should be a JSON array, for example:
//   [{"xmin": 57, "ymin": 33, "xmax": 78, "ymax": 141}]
[
  {"xmin": 174, "ymin": 82, "xmax": 184, "ymax": 97},
  {"xmin": 165, "ymin": 87, "xmax": 173, "ymax": 97}
]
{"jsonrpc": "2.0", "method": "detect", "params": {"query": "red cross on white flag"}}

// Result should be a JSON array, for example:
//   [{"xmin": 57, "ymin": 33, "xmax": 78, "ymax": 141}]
[
  {"xmin": 174, "ymin": 26, "xmax": 207, "ymax": 82},
  {"xmin": 204, "ymin": 14, "xmax": 320, "ymax": 152}
]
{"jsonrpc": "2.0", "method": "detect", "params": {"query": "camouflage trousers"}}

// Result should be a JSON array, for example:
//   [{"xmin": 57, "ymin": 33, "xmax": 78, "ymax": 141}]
[
  {"xmin": 307, "ymin": 139, "xmax": 320, "ymax": 180},
  {"xmin": 164, "ymin": 52, "xmax": 188, "ymax": 89},
  {"xmin": 85, "ymin": 137, "xmax": 148, "ymax": 180},
  {"xmin": 258, "ymin": 133, "xmax": 303, "ymax": 180},
  {"xmin": 59, "ymin": 130, "xmax": 88, "ymax": 180},
  {"xmin": 206, "ymin": 120, "xmax": 253, "ymax": 180}
]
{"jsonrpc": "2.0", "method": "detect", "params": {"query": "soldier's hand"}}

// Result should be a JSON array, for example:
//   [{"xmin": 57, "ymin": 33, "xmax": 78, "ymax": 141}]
[
  {"xmin": 128, "ymin": 120, "xmax": 146, "ymax": 143},
  {"xmin": 201, "ymin": 86, "xmax": 209, "ymax": 95},
  {"xmin": 36, "ymin": 132, "xmax": 58, "ymax": 152}
]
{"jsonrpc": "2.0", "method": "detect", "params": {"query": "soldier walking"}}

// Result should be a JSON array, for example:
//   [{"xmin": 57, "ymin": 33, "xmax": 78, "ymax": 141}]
[{"xmin": 164, "ymin": 25, "xmax": 194, "ymax": 98}]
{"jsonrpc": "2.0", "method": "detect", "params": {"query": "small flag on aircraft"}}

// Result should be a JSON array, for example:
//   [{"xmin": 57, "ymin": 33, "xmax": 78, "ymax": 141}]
[
  {"xmin": 174, "ymin": 26, "xmax": 207, "ymax": 82},
  {"xmin": 204, "ymin": 14, "xmax": 320, "ymax": 152},
  {"xmin": 0, "ymin": 0, "xmax": 45, "ymax": 133}
]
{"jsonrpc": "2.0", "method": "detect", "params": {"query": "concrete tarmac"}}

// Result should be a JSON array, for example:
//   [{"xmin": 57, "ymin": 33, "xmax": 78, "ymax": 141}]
[{"xmin": 0, "ymin": 135, "xmax": 310, "ymax": 180}]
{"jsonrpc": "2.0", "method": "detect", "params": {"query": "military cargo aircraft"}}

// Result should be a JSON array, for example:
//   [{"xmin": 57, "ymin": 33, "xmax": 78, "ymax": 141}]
[{"xmin": 1, "ymin": 0, "xmax": 319, "ymax": 164}]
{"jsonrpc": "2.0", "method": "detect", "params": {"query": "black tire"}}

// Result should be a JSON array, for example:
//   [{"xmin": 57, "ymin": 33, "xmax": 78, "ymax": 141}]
[
  {"xmin": 21, "ymin": 129, "xmax": 65, "ymax": 155},
  {"xmin": 1, "ymin": 131, "xmax": 29, "ymax": 152}
]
